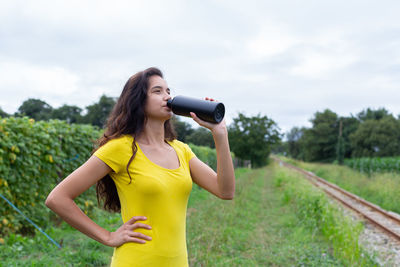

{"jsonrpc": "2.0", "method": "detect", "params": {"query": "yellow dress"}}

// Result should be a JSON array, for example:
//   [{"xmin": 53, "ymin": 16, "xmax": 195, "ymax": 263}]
[{"xmin": 94, "ymin": 135, "xmax": 195, "ymax": 267}]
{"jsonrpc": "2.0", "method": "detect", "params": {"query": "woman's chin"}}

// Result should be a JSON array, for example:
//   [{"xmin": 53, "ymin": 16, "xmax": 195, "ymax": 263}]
[{"xmin": 155, "ymin": 112, "xmax": 173, "ymax": 121}]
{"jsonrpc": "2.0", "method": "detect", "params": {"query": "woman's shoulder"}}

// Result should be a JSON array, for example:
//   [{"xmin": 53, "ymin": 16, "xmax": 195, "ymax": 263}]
[
  {"xmin": 168, "ymin": 139, "xmax": 193, "ymax": 156},
  {"xmin": 95, "ymin": 135, "xmax": 133, "ymax": 154},
  {"xmin": 169, "ymin": 139, "xmax": 187, "ymax": 149},
  {"xmin": 108, "ymin": 135, "xmax": 133, "ymax": 144}
]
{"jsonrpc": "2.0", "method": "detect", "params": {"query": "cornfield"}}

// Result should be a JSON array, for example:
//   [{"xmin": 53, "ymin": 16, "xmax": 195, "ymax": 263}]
[{"xmin": 344, "ymin": 157, "xmax": 400, "ymax": 174}]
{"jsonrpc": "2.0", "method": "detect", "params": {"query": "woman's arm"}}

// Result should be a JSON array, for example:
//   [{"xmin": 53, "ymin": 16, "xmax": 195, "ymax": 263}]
[
  {"xmin": 189, "ymin": 107, "xmax": 235, "ymax": 200},
  {"xmin": 45, "ymin": 156, "xmax": 152, "ymax": 247}
]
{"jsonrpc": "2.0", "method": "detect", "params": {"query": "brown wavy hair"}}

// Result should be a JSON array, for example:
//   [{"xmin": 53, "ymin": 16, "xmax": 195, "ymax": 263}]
[{"xmin": 94, "ymin": 67, "xmax": 176, "ymax": 212}]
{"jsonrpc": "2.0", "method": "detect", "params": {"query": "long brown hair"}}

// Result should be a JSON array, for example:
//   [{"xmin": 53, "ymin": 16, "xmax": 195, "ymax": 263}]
[{"xmin": 94, "ymin": 67, "xmax": 176, "ymax": 212}]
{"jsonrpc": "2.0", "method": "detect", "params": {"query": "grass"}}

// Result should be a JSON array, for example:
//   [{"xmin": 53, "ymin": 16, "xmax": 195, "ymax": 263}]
[
  {"xmin": 0, "ymin": 165, "xmax": 377, "ymax": 266},
  {"xmin": 280, "ymin": 156, "xmax": 400, "ymax": 214},
  {"xmin": 273, "ymin": 164, "xmax": 377, "ymax": 266},
  {"xmin": 186, "ymin": 165, "xmax": 373, "ymax": 266},
  {"xmin": 0, "ymin": 208, "xmax": 120, "ymax": 266}
]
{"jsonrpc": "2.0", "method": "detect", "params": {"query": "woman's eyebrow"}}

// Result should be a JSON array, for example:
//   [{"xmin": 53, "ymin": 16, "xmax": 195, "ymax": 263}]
[{"xmin": 151, "ymin": 86, "xmax": 170, "ymax": 93}]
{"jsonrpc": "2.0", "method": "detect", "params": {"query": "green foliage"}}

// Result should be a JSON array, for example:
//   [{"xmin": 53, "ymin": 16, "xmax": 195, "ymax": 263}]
[
  {"xmin": 186, "ymin": 127, "xmax": 214, "ymax": 148},
  {"xmin": 0, "ymin": 208, "xmax": 119, "ymax": 266},
  {"xmin": 285, "ymin": 108, "xmax": 400, "ymax": 163},
  {"xmin": 286, "ymin": 126, "xmax": 304, "ymax": 159},
  {"xmin": 281, "ymin": 156, "xmax": 400, "ymax": 215},
  {"xmin": 81, "ymin": 95, "xmax": 117, "ymax": 128},
  {"xmin": 171, "ymin": 116, "xmax": 193, "ymax": 143},
  {"xmin": 228, "ymin": 112, "xmax": 281, "ymax": 168},
  {"xmin": 51, "ymin": 104, "xmax": 83, "ymax": 124},
  {"xmin": 336, "ymin": 120, "xmax": 345, "ymax": 164},
  {"xmin": 0, "ymin": 117, "xmax": 101, "ymax": 235},
  {"xmin": 0, "ymin": 164, "xmax": 377, "ymax": 266},
  {"xmin": 13, "ymin": 95, "xmax": 117, "ymax": 127},
  {"xmin": 339, "ymin": 116, "xmax": 360, "ymax": 158},
  {"xmin": 188, "ymin": 143, "xmax": 218, "ymax": 170},
  {"xmin": 350, "ymin": 116, "xmax": 400, "ymax": 157},
  {"xmin": 357, "ymin": 107, "xmax": 391, "ymax": 122},
  {"xmin": 275, "ymin": 167, "xmax": 376, "ymax": 266},
  {"xmin": 270, "ymin": 140, "xmax": 288, "ymax": 155},
  {"xmin": 0, "ymin": 107, "xmax": 9, "ymax": 118},
  {"xmin": 336, "ymin": 135, "xmax": 345, "ymax": 165},
  {"xmin": 301, "ymin": 109, "xmax": 339, "ymax": 162},
  {"xmin": 16, "ymin": 98, "xmax": 53, "ymax": 121},
  {"xmin": 344, "ymin": 156, "xmax": 400, "ymax": 174}
]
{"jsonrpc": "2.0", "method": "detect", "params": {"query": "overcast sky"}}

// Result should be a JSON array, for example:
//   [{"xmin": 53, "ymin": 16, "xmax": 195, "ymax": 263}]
[{"xmin": 1, "ymin": 0, "xmax": 400, "ymax": 134}]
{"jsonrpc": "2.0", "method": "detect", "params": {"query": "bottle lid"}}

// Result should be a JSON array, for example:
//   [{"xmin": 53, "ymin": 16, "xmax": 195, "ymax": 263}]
[{"xmin": 167, "ymin": 99, "xmax": 172, "ymax": 108}]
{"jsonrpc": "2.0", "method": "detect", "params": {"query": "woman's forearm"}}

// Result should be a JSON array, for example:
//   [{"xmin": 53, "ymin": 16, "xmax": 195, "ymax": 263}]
[
  {"xmin": 45, "ymin": 195, "xmax": 111, "ymax": 245},
  {"xmin": 213, "ymin": 130, "xmax": 235, "ymax": 199}
]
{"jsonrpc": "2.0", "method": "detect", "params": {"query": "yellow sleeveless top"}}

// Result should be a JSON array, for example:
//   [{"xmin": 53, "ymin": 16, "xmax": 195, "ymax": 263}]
[{"xmin": 94, "ymin": 135, "xmax": 195, "ymax": 267}]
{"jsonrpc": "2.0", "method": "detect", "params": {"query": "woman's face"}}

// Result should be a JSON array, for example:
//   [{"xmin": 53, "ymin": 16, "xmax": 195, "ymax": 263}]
[{"xmin": 144, "ymin": 75, "xmax": 173, "ymax": 121}]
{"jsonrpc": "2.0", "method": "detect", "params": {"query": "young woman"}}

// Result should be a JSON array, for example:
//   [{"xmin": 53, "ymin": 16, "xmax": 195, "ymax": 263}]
[{"xmin": 45, "ymin": 67, "xmax": 235, "ymax": 266}]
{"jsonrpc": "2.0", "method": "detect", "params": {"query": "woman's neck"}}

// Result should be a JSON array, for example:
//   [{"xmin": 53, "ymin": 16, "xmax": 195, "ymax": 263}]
[{"xmin": 136, "ymin": 120, "xmax": 165, "ymax": 146}]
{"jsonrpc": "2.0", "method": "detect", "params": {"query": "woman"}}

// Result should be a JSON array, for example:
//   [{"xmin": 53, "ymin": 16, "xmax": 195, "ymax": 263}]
[{"xmin": 45, "ymin": 67, "xmax": 235, "ymax": 266}]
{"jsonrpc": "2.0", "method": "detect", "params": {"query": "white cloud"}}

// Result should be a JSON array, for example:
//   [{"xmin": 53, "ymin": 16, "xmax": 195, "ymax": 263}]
[
  {"xmin": 0, "ymin": 60, "xmax": 80, "ymax": 94},
  {"xmin": 0, "ymin": 0, "xmax": 185, "ymax": 31},
  {"xmin": 1, "ymin": 0, "xmax": 400, "ymax": 133},
  {"xmin": 247, "ymin": 24, "xmax": 299, "ymax": 58},
  {"xmin": 290, "ymin": 50, "xmax": 358, "ymax": 78},
  {"xmin": 0, "ymin": 60, "xmax": 81, "ymax": 112},
  {"xmin": 289, "ymin": 31, "xmax": 360, "ymax": 79}
]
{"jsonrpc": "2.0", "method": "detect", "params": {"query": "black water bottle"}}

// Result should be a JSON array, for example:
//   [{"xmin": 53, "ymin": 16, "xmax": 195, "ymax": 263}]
[{"xmin": 167, "ymin": 96, "xmax": 225, "ymax": 123}]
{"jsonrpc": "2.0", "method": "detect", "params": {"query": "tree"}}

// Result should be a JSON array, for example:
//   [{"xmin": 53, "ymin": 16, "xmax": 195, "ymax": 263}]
[
  {"xmin": 357, "ymin": 107, "xmax": 391, "ymax": 122},
  {"xmin": 186, "ymin": 127, "xmax": 215, "ymax": 148},
  {"xmin": 228, "ymin": 113, "xmax": 281, "ymax": 168},
  {"xmin": 350, "ymin": 116, "xmax": 400, "ymax": 157},
  {"xmin": 339, "ymin": 116, "xmax": 360, "ymax": 158},
  {"xmin": 270, "ymin": 140, "xmax": 288, "ymax": 156},
  {"xmin": 286, "ymin": 127, "xmax": 305, "ymax": 159},
  {"xmin": 300, "ymin": 109, "xmax": 339, "ymax": 162},
  {"xmin": 16, "ymin": 99, "xmax": 53, "ymax": 121},
  {"xmin": 0, "ymin": 107, "xmax": 9, "ymax": 117},
  {"xmin": 171, "ymin": 116, "xmax": 193, "ymax": 143},
  {"xmin": 52, "ymin": 104, "xmax": 83, "ymax": 124},
  {"xmin": 82, "ymin": 95, "xmax": 117, "ymax": 127}
]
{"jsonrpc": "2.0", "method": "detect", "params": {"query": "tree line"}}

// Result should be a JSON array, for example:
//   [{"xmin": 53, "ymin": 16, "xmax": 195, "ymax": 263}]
[
  {"xmin": 0, "ymin": 96, "xmax": 281, "ymax": 168},
  {"xmin": 2, "ymin": 97, "xmax": 396, "ymax": 165},
  {"xmin": 0, "ymin": 95, "xmax": 117, "ymax": 127},
  {"xmin": 285, "ymin": 108, "xmax": 400, "ymax": 163}
]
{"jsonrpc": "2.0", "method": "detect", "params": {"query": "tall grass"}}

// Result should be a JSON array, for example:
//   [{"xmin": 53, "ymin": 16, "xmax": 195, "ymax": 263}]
[
  {"xmin": 280, "ymin": 156, "xmax": 400, "ymax": 214},
  {"xmin": 274, "ymin": 164, "xmax": 377, "ymax": 266},
  {"xmin": 0, "ymin": 165, "xmax": 378, "ymax": 266}
]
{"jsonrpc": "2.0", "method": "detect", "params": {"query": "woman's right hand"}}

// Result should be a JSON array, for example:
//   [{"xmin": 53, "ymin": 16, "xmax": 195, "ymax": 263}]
[{"xmin": 105, "ymin": 216, "xmax": 152, "ymax": 247}]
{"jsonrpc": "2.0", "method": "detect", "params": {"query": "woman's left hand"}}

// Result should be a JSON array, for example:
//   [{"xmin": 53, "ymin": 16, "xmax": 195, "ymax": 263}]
[{"xmin": 190, "ymin": 97, "xmax": 227, "ymax": 136}]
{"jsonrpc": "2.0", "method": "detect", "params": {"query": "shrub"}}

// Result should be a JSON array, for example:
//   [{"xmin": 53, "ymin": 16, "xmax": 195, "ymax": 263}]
[
  {"xmin": 188, "ymin": 143, "xmax": 218, "ymax": 170},
  {"xmin": 0, "ymin": 117, "xmax": 101, "ymax": 235}
]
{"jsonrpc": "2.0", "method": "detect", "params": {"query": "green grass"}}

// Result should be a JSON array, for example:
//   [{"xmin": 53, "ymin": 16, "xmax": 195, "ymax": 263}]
[
  {"xmin": 186, "ymin": 166, "xmax": 372, "ymax": 266},
  {"xmin": 273, "ymin": 164, "xmax": 377, "ymax": 266},
  {"xmin": 0, "ymin": 165, "xmax": 377, "ymax": 266},
  {"xmin": 0, "ymin": 208, "xmax": 120, "ymax": 266},
  {"xmin": 280, "ymin": 156, "xmax": 400, "ymax": 214}
]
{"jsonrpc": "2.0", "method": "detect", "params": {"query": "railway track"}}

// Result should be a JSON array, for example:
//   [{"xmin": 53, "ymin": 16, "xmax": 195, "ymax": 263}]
[{"xmin": 275, "ymin": 158, "xmax": 400, "ymax": 243}]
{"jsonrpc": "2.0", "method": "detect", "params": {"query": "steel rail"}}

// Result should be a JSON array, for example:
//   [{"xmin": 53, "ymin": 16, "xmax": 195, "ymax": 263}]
[{"xmin": 274, "ymin": 157, "xmax": 400, "ymax": 242}]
